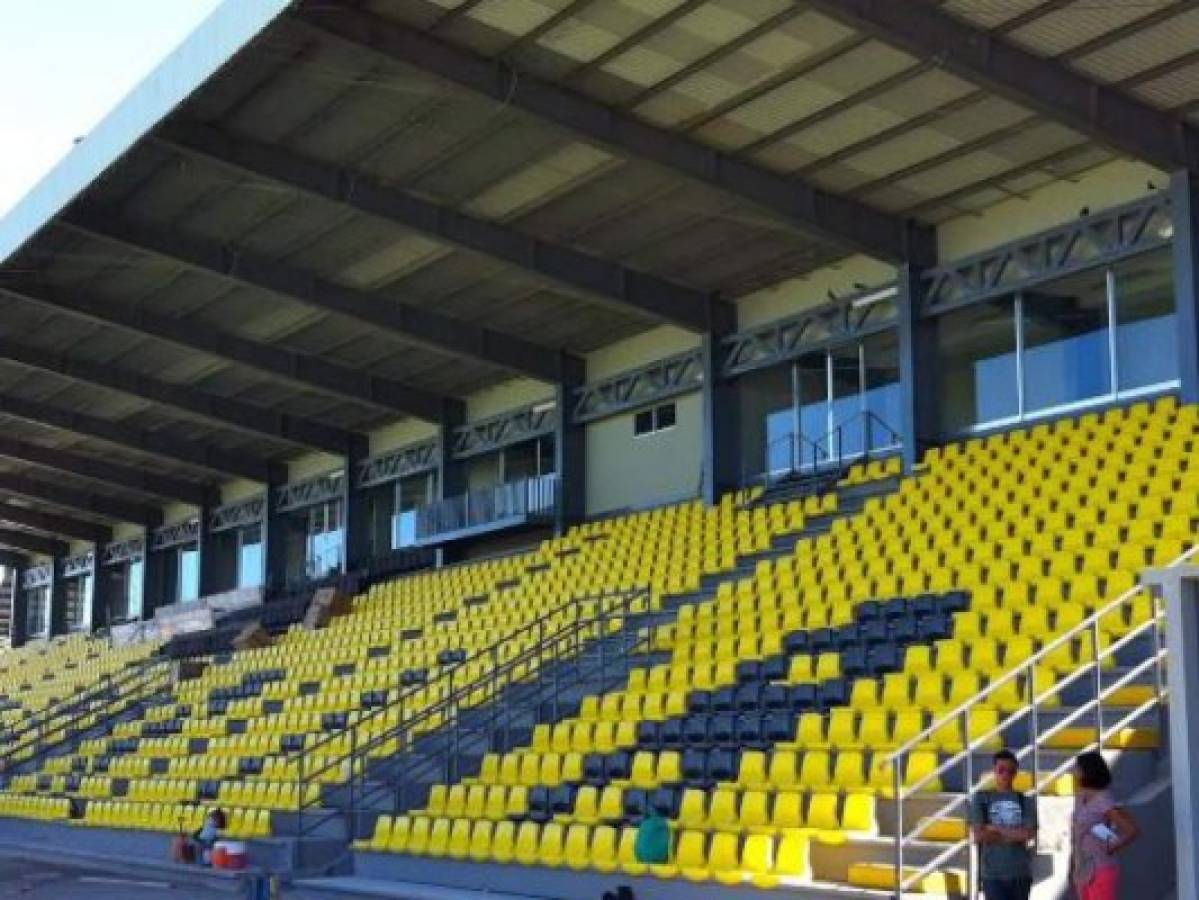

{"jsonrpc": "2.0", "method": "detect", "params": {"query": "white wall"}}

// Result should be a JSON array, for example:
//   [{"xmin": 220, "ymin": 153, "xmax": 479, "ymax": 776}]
[
  {"xmin": 586, "ymin": 392, "xmax": 703, "ymax": 516},
  {"xmin": 466, "ymin": 378, "xmax": 554, "ymax": 421},
  {"xmin": 369, "ymin": 419, "xmax": 438, "ymax": 456},
  {"xmin": 586, "ymin": 325, "xmax": 699, "ymax": 379}
]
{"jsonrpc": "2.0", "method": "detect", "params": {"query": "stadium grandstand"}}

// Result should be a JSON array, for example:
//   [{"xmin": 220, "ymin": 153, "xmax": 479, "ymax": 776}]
[{"xmin": 0, "ymin": 0, "xmax": 1196, "ymax": 896}]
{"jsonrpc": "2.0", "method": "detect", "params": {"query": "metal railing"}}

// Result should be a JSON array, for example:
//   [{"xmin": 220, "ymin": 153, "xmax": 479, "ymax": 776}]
[
  {"xmin": 0, "ymin": 656, "xmax": 172, "ymax": 772},
  {"xmin": 415, "ymin": 474, "xmax": 560, "ymax": 541},
  {"xmin": 751, "ymin": 411, "xmax": 901, "ymax": 490},
  {"xmin": 291, "ymin": 585, "xmax": 651, "ymax": 840},
  {"xmin": 886, "ymin": 548, "xmax": 1190, "ymax": 897}
]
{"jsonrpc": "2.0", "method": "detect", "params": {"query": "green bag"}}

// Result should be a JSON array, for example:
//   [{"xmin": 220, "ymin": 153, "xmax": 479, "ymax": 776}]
[{"xmin": 634, "ymin": 812, "xmax": 671, "ymax": 864}]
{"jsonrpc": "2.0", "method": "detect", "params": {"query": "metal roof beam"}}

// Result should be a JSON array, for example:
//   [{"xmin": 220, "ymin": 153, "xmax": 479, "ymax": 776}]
[
  {"xmin": 0, "ymin": 390, "xmax": 276, "ymax": 485},
  {"xmin": 804, "ymin": 0, "xmax": 1199, "ymax": 173},
  {"xmin": 0, "ymin": 550, "xmax": 28, "ymax": 569},
  {"xmin": 0, "ymin": 276, "xmax": 457, "ymax": 423},
  {"xmin": 156, "ymin": 123, "xmax": 725, "ymax": 334},
  {"xmin": 0, "ymin": 503, "xmax": 111, "ymax": 544},
  {"xmin": 0, "ymin": 529, "xmax": 67, "ymax": 558},
  {"xmin": 291, "ymin": 2, "xmax": 935, "ymax": 267},
  {"xmin": 0, "ymin": 433, "xmax": 214, "ymax": 508},
  {"xmin": 65, "ymin": 206, "xmax": 582, "ymax": 382},
  {"xmin": 0, "ymin": 333, "xmax": 358, "ymax": 457},
  {"xmin": 0, "ymin": 472, "xmax": 162, "ymax": 527}
]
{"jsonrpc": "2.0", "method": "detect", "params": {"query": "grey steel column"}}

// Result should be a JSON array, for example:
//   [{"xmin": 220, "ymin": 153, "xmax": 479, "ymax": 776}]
[
  {"xmin": 88, "ymin": 547, "xmax": 106, "ymax": 631},
  {"xmin": 140, "ymin": 530, "xmax": 162, "ymax": 619},
  {"xmin": 342, "ymin": 436, "xmax": 370, "ymax": 574},
  {"xmin": 47, "ymin": 556, "xmax": 67, "ymax": 636},
  {"xmin": 1141, "ymin": 564, "xmax": 1199, "ymax": 900},
  {"xmin": 8, "ymin": 560, "xmax": 28, "ymax": 648},
  {"xmin": 702, "ymin": 304, "xmax": 739, "ymax": 505},
  {"xmin": 197, "ymin": 506, "xmax": 217, "ymax": 599},
  {"xmin": 1170, "ymin": 171, "xmax": 1199, "ymax": 403},
  {"xmin": 897, "ymin": 263, "xmax": 939, "ymax": 471},
  {"xmin": 555, "ymin": 357, "xmax": 587, "ymax": 535},
  {"xmin": 261, "ymin": 485, "xmax": 285, "ymax": 595}
]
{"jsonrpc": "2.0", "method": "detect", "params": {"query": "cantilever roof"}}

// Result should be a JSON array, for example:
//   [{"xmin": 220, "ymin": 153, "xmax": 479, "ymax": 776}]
[{"xmin": 0, "ymin": 0, "xmax": 1196, "ymax": 549}]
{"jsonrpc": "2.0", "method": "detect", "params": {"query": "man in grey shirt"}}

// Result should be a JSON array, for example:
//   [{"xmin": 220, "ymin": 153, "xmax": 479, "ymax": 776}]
[{"xmin": 970, "ymin": 749, "xmax": 1039, "ymax": 900}]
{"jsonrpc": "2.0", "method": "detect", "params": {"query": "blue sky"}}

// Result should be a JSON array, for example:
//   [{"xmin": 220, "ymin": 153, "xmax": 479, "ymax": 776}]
[{"xmin": 0, "ymin": 0, "xmax": 223, "ymax": 216}]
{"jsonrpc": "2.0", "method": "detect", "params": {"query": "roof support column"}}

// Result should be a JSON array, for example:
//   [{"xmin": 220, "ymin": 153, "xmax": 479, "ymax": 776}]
[
  {"xmin": 262, "ymin": 484, "xmax": 287, "ymax": 597},
  {"xmin": 435, "ymin": 403, "xmax": 467, "ymax": 567},
  {"xmin": 197, "ymin": 506, "xmax": 218, "ymax": 600},
  {"xmin": 89, "ymin": 546, "xmax": 108, "ymax": 632},
  {"xmin": 342, "ymin": 437, "xmax": 370, "ymax": 574},
  {"xmin": 1171, "ymin": 171, "xmax": 1199, "ymax": 404},
  {"xmin": 141, "ymin": 529, "xmax": 163, "ymax": 620},
  {"xmin": 9, "ymin": 563, "xmax": 28, "ymax": 648},
  {"xmin": 555, "ymin": 360, "xmax": 587, "ymax": 535},
  {"xmin": 48, "ymin": 558, "xmax": 67, "ymax": 637},
  {"xmin": 898, "ymin": 263, "xmax": 940, "ymax": 472},
  {"xmin": 702, "ymin": 305, "xmax": 740, "ymax": 505}
]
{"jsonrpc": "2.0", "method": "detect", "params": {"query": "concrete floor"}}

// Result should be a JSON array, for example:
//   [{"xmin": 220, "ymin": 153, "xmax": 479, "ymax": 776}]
[{"xmin": 0, "ymin": 858, "xmax": 347, "ymax": 899}]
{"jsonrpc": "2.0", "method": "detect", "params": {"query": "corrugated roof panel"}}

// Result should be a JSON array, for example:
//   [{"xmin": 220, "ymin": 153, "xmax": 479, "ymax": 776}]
[
  {"xmin": 632, "ymin": 9, "xmax": 852, "ymax": 125},
  {"xmin": 536, "ymin": 0, "xmax": 685, "ymax": 64},
  {"xmin": 873, "ymin": 122, "xmax": 1084, "ymax": 212},
  {"xmin": 750, "ymin": 69, "xmax": 977, "ymax": 171},
  {"xmin": 1132, "ymin": 58, "xmax": 1199, "ymax": 109},
  {"xmin": 815, "ymin": 95, "xmax": 1032, "ymax": 189},
  {"xmin": 1006, "ymin": 1, "xmax": 1157, "ymax": 58},
  {"xmin": 942, "ymin": 0, "xmax": 1047, "ymax": 30},
  {"xmin": 469, "ymin": 0, "xmax": 570, "ymax": 37},
  {"xmin": 698, "ymin": 42, "xmax": 914, "ymax": 149},
  {"xmin": 467, "ymin": 143, "xmax": 617, "ymax": 219},
  {"xmin": 1073, "ymin": 9, "xmax": 1199, "ymax": 84}
]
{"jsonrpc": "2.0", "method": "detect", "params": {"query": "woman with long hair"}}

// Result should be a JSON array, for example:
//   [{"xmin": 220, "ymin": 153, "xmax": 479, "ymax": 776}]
[{"xmin": 1070, "ymin": 752, "xmax": 1140, "ymax": 900}]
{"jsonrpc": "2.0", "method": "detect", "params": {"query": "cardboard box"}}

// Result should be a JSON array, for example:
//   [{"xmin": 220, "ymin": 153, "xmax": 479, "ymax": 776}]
[{"xmin": 232, "ymin": 622, "xmax": 272, "ymax": 651}]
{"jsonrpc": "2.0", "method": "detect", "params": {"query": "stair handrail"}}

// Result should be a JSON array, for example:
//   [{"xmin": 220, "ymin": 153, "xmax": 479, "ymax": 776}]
[
  {"xmin": 0, "ymin": 655, "xmax": 173, "ymax": 771},
  {"xmin": 886, "ymin": 546, "xmax": 1192, "ymax": 897},
  {"xmin": 290, "ymin": 585, "xmax": 651, "ymax": 837}
]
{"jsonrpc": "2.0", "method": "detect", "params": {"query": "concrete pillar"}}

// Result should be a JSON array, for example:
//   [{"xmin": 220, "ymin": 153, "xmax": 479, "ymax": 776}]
[
  {"xmin": 702, "ymin": 304, "xmax": 739, "ymax": 504},
  {"xmin": 197, "ymin": 507, "xmax": 218, "ymax": 599},
  {"xmin": 897, "ymin": 263, "xmax": 939, "ymax": 471},
  {"xmin": 1140, "ymin": 564, "xmax": 1199, "ymax": 900},
  {"xmin": 89, "ymin": 545, "xmax": 108, "ymax": 631},
  {"xmin": 555, "ymin": 357, "xmax": 587, "ymax": 534},
  {"xmin": 140, "ymin": 529, "xmax": 162, "ymax": 619},
  {"xmin": 342, "ymin": 436, "xmax": 370, "ymax": 574},
  {"xmin": 1170, "ymin": 171, "xmax": 1199, "ymax": 403},
  {"xmin": 261, "ymin": 486, "xmax": 285, "ymax": 597},
  {"xmin": 47, "ymin": 558, "xmax": 67, "ymax": 637},
  {"xmin": 8, "ymin": 562, "xmax": 28, "ymax": 648},
  {"xmin": 437, "ymin": 401, "xmax": 468, "ymax": 503}
]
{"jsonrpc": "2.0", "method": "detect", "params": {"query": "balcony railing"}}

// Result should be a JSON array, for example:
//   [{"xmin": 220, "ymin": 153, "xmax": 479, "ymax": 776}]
[{"xmin": 415, "ymin": 474, "xmax": 560, "ymax": 544}]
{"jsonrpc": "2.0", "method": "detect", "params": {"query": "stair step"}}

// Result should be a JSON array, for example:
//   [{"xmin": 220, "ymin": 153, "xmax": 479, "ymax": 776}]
[
  {"xmin": 848, "ymin": 862, "xmax": 965, "ymax": 895},
  {"xmin": 1042, "ymin": 726, "xmax": 1159, "ymax": 751},
  {"xmin": 915, "ymin": 817, "xmax": 967, "ymax": 843}
]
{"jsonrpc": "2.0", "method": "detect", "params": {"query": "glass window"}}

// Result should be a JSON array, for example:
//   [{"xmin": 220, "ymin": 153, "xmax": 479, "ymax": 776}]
[
  {"xmin": 64, "ymin": 575, "xmax": 92, "ymax": 632},
  {"xmin": 26, "ymin": 586, "xmax": 49, "ymax": 637},
  {"xmin": 391, "ymin": 474, "xmax": 432, "ymax": 551},
  {"xmin": 238, "ymin": 525, "xmax": 263, "ymax": 589},
  {"xmin": 126, "ymin": 559, "xmax": 144, "ymax": 620},
  {"xmin": 938, "ymin": 297, "xmax": 1019, "ymax": 434},
  {"xmin": 1022, "ymin": 269, "xmax": 1111, "ymax": 413},
  {"xmin": 796, "ymin": 352, "xmax": 828, "ymax": 471},
  {"xmin": 1114, "ymin": 249, "xmax": 1178, "ymax": 392},
  {"xmin": 862, "ymin": 330, "xmax": 902, "ymax": 451},
  {"xmin": 633, "ymin": 410, "xmax": 654, "ymax": 436},
  {"xmin": 656, "ymin": 403, "xmax": 676, "ymax": 430},
  {"xmin": 178, "ymin": 544, "xmax": 200, "ymax": 603},
  {"xmin": 307, "ymin": 501, "xmax": 344, "ymax": 578},
  {"xmin": 830, "ymin": 345, "xmax": 863, "ymax": 459}
]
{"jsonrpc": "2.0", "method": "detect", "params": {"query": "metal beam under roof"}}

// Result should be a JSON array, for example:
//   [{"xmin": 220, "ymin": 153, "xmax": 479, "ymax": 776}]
[
  {"xmin": 804, "ymin": 0, "xmax": 1199, "ymax": 175},
  {"xmin": 290, "ymin": 2, "xmax": 937, "ymax": 268},
  {"xmin": 156, "ymin": 122, "xmax": 727, "ymax": 334},
  {"xmin": 0, "ymin": 472, "xmax": 162, "ymax": 528},
  {"xmin": 0, "ymin": 332, "xmax": 357, "ymax": 457},
  {"xmin": 0, "ymin": 528, "xmax": 67, "ymax": 558},
  {"xmin": 63, "ymin": 203, "xmax": 582, "ymax": 383},
  {"xmin": 0, "ymin": 502, "xmax": 111, "ymax": 544},
  {"xmin": 0, "ymin": 276, "xmax": 458, "ymax": 423},
  {"xmin": 0, "ymin": 433, "xmax": 215, "ymax": 508},
  {"xmin": 0, "ymin": 390, "xmax": 276, "ymax": 485}
]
